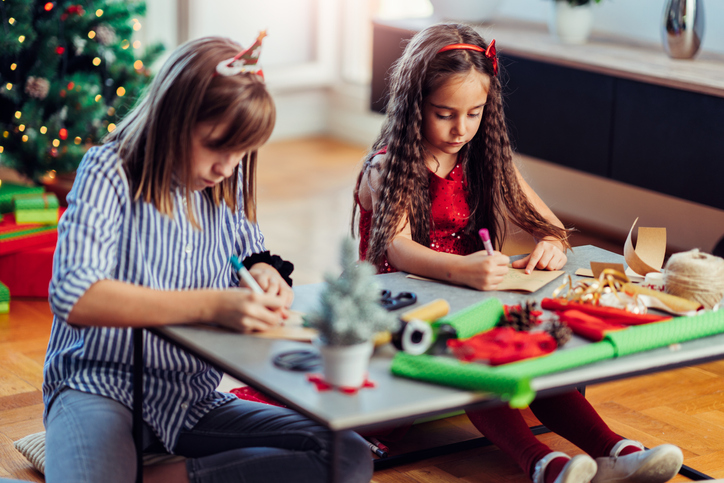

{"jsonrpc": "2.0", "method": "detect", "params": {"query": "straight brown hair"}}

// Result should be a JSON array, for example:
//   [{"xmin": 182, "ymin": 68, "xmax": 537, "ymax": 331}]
[{"xmin": 105, "ymin": 37, "xmax": 276, "ymax": 226}]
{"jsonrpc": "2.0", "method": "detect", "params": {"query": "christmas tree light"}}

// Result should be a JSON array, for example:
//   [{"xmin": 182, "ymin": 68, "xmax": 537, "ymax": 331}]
[{"xmin": 0, "ymin": 0, "xmax": 164, "ymax": 183}]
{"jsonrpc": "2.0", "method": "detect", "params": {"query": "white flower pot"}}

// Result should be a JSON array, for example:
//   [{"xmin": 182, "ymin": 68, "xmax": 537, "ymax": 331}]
[
  {"xmin": 549, "ymin": 1, "xmax": 594, "ymax": 45},
  {"xmin": 429, "ymin": 0, "xmax": 503, "ymax": 23},
  {"xmin": 315, "ymin": 339, "xmax": 374, "ymax": 388}
]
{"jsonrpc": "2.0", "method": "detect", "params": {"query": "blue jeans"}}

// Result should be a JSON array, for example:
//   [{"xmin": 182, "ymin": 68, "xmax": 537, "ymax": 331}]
[{"xmin": 45, "ymin": 388, "xmax": 372, "ymax": 483}]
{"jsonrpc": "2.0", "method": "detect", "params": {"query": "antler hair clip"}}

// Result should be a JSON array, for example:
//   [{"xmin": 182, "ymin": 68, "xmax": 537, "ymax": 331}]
[
  {"xmin": 215, "ymin": 30, "xmax": 267, "ymax": 78},
  {"xmin": 437, "ymin": 39, "xmax": 498, "ymax": 76}
]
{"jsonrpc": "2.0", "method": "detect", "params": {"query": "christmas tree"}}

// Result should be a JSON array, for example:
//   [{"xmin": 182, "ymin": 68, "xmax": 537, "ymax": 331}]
[{"xmin": 0, "ymin": 1, "xmax": 164, "ymax": 183}]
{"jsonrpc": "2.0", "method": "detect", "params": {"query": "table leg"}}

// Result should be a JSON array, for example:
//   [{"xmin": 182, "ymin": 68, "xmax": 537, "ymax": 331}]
[
  {"xmin": 133, "ymin": 328, "xmax": 144, "ymax": 483},
  {"xmin": 330, "ymin": 430, "xmax": 341, "ymax": 483}
]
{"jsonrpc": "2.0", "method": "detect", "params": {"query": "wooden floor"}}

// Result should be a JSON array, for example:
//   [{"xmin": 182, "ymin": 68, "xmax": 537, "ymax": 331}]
[{"xmin": 1, "ymin": 137, "xmax": 723, "ymax": 482}]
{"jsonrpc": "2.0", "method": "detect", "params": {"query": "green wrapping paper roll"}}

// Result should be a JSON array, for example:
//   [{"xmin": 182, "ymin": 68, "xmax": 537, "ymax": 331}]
[
  {"xmin": 605, "ymin": 309, "xmax": 724, "ymax": 357},
  {"xmin": 391, "ymin": 352, "xmax": 534, "ymax": 407},
  {"xmin": 433, "ymin": 297, "xmax": 504, "ymax": 339},
  {"xmin": 391, "ymin": 341, "xmax": 615, "ymax": 407},
  {"xmin": 13, "ymin": 192, "xmax": 59, "ymax": 210}
]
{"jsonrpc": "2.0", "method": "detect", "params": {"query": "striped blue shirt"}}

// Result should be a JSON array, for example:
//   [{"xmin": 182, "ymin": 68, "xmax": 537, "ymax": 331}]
[{"xmin": 43, "ymin": 142, "xmax": 266, "ymax": 452}]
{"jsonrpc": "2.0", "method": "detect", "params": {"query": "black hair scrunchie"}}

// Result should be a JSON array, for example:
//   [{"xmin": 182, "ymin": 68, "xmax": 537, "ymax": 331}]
[{"xmin": 242, "ymin": 251, "xmax": 294, "ymax": 287}]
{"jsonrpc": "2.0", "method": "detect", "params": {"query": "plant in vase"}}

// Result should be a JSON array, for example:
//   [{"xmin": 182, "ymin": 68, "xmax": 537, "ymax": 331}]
[
  {"xmin": 305, "ymin": 238, "xmax": 398, "ymax": 388},
  {"xmin": 550, "ymin": 0, "xmax": 602, "ymax": 44}
]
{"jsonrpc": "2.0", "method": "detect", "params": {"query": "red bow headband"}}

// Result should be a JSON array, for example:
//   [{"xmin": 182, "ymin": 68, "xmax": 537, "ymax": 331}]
[
  {"xmin": 437, "ymin": 39, "xmax": 498, "ymax": 76},
  {"xmin": 215, "ymin": 31, "xmax": 267, "ymax": 78}
]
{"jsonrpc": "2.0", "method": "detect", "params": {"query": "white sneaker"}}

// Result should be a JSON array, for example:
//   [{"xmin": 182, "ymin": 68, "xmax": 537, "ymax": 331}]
[
  {"xmin": 591, "ymin": 440, "xmax": 684, "ymax": 483},
  {"xmin": 533, "ymin": 451, "xmax": 598, "ymax": 483}
]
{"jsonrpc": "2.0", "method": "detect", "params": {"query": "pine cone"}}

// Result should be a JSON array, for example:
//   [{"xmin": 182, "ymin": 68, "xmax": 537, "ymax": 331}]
[
  {"xmin": 499, "ymin": 300, "xmax": 541, "ymax": 331},
  {"xmin": 546, "ymin": 319, "xmax": 573, "ymax": 347},
  {"xmin": 25, "ymin": 77, "xmax": 50, "ymax": 100},
  {"xmin": 95, "ymin": 25, "xmax": 117, "ymax": 46}
]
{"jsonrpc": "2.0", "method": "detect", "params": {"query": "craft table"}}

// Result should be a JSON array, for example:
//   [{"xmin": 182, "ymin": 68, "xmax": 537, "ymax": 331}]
[{"xmin": 142, "ymin": 245, "xmax": 722, "ymax": 481}]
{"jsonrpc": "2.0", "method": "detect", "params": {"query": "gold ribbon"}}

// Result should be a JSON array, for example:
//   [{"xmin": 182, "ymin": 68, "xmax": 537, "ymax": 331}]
[{"xmin": 552, "ymin": 269, "xmax": 632, "ymax": 305}]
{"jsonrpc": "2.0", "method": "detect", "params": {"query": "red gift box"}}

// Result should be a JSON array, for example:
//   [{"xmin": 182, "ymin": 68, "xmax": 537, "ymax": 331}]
[
  {"xmin": 0, "ymin": 211, "xmax": 63, "ymax": 256},
  {"xmin": 0, "ymin": 244, "xmax": 55, "ymax": 297}
]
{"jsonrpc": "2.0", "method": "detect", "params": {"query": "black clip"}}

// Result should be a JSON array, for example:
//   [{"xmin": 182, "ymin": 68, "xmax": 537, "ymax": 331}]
[{"xmin": 380, "ymin": 290, "xmax": 417, "ymax": 311}]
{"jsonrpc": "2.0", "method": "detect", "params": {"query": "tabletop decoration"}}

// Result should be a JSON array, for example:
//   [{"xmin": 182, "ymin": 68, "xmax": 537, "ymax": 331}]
[
  {"xmin": 305, "ymin": 238, "xmax": 398, "ymax": 389},
  {"xmin": 549, "ymin": 0, "xmax": 601, "ymax": 45},
  {"xmin": 662, "ymin": 0, "xmax": 704, "ymax": 59}
]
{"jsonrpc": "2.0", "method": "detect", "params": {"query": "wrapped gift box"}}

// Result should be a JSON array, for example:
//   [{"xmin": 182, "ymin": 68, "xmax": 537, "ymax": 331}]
[
  {"xmin": 0, "ymin": 280, "xmax": 9, "ymax": 313},
  {"xmin": 0, "ymin": 212, "xmax": 59, "ymax": 256},
  {"xmin": 0, "ymin": 245, "xmax": 55, "ymax": 298},
  {"xmin": 0, "ymin": 182, "xmax": 45, "ymax": 214},
  {"xmin": 13, "ymin": 192, "xmax": 60, "ymax": 225}
]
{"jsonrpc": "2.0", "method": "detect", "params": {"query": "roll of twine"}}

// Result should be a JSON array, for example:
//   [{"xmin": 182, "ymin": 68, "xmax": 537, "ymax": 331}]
[{"xmin": 664, "ymin": 249, "xmax": 724, "ymax": 310}]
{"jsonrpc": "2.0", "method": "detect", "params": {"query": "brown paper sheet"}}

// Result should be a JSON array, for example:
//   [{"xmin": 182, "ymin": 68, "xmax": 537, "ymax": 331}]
[
  {"xmin": 624, "ymin": 217, "xmax": 667, "ymax": 276},
  {"xmin": 407, "ymin": 268, "xmax": 564, "ymax": 293},
  {"xmin": 590, "ymin": 262, "xmax": 627, "ymax": 280}
]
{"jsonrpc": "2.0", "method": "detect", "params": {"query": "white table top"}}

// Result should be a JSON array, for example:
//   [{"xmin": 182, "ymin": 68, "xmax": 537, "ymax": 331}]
[{"xmin": 154, "ymin": 245, "xmax": 724, "ymax": 431}]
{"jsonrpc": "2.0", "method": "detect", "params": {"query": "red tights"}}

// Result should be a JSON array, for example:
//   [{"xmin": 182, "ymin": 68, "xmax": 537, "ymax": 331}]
[{"xmin": 465, "ymin": 389, "xmax": 623, "ymax": 479}]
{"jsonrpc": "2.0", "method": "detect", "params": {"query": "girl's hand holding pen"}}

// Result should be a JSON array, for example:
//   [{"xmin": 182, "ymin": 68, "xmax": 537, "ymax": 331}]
[
  {"xmin": 211, "ymin": 288, "xmax": 286, "ymax": 333},
  {"xmin": 248, "ymin": 262, "xmax": 294, "ymax": 309},
  {"xmin": 456, "ymin": 250, "xmax": 510, "ymax": 291},
  {"xmin": 511, "ymin": 240, "xmax": 567, "ymax": 274}
]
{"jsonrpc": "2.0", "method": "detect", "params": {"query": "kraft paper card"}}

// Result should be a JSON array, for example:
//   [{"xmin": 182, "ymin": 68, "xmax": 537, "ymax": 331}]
[
  {"xmin": 407, "ymin": 268, "xmax": 565, "ymax": 293},
  {"xmin": 624, "ymin": 217, "xmax": 667, "ymax": 276},
  {"xmin": 251, "ymin": 326, "xmax": 317, "ymax": 342},
  {"xmin": 249, "ymin": 310, "xmax": 318, "ymax": 342}
]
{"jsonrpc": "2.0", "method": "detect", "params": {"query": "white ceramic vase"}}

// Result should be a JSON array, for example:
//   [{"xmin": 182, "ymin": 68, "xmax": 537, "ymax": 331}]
[
  {"xmin": 429, "ymin": 0, "xmax": 503, "ymax": 23},
  {"xmin": 549, "ymin": 1, "xmax": 594, "ymax": 45},
  {"xmin": 315, "ymin": 339, "xmax": 374, "ymax": 388}
]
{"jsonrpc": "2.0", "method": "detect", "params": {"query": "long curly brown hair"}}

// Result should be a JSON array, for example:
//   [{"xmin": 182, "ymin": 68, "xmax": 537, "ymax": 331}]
[{"xmin": 353, "ymin": 23, "xmax": 570, "ymax": 267}]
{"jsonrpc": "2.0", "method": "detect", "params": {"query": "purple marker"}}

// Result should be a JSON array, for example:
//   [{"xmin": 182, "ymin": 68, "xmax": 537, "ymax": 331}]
[{"xmin": 478, "ymin": 228, "xmax": 494, "ymax": 256}]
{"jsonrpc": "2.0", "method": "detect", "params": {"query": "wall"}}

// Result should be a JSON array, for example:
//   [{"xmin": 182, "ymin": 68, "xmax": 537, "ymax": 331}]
[{"xmin": 498, "ymin": 0, "xmax": 723, "ymax": 55}]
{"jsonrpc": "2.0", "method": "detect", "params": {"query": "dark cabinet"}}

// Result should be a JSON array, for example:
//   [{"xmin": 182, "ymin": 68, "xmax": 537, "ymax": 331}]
[
  {"xmin": 502, "ymin": 54, "xmax": 614, "ymax": 178},
  {"xmin": 611, "ymin": 80, "xmax": 724, "ymax": 209}
]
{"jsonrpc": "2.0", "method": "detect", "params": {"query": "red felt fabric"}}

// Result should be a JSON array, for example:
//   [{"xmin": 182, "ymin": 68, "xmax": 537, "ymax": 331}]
[{"xmin": 447, "ymin": 327, "xmax": 557, "ymax": 365}]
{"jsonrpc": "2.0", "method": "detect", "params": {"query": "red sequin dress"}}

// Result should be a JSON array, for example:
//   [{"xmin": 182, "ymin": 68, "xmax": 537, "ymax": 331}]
[{"xmin": 358, "ymin": 158, "xmax": 478, "ymax": 273}]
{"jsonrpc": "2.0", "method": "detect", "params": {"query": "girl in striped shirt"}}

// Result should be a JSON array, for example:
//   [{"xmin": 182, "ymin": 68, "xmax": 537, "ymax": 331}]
[{"xmin": 43, "ymin": 36, "xmax": 372, "ymax": 483}]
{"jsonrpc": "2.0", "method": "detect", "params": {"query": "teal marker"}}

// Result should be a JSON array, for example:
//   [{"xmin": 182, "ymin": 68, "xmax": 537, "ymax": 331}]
[{"xmin": 230, "ymin": 255, "xmax": 264, "ymax": 294}]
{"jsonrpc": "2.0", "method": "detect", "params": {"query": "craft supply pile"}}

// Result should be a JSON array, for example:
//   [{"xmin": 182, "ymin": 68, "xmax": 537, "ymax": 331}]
[{"xmin": 388, "ymin": 219, "xmax": 724, "ymax": 406}]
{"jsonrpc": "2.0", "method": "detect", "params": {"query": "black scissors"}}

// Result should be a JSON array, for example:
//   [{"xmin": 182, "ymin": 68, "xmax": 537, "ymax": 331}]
[{"xmin": 379, "ymin": 290, "xmax": 417, "ymax": 311}]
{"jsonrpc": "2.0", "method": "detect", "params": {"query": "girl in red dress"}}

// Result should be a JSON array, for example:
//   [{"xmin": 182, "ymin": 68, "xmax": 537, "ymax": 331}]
[{"xmin": 353, "ymin": 23, "xmax": 683, "ymax": 483}]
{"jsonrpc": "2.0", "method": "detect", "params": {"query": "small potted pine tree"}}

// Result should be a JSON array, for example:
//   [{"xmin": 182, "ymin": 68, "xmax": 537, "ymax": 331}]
[{"xmin": 305, "ymin": 238, "xmax": 398, "ymax": 388}]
